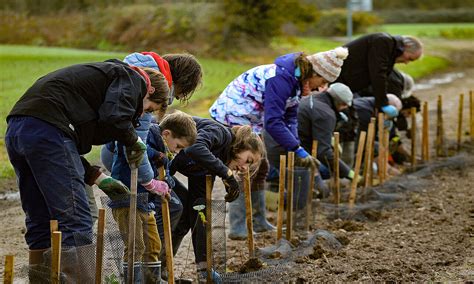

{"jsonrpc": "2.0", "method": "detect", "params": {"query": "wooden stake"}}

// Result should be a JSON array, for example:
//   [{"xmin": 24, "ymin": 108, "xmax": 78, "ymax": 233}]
[
  {"xmin": 243, "ymin": 169, "xmax": 255, "ymax": 257},
  {"xmin": 411, "ymin": 107, "xmax": 417, "ymax": 168},
  {"xmin": 470, "ymin": 90, "xmax": 474, "ymax": 143},
  {"xmin": 51, "ymin": 231, "xmax": 62, "ymax": 284},
  {"xmin": 436, "ymin": 95, "xmax": 444, "ymax": 157},
  {"xmin": 384, "ymin": 129, "xmax": 390, "ymax": 180},
  {"xmin": 95, "ymin": 209, "xmax": 106, "ymax": 284},
  {"xmin": 4, "ymin": 255, "xmax": 14, "ymax": 284},
  {"xmin": 349, "ymin": 131, "xmax": 366, "ymax": 207},
  {"xmin": 363, "ymin": 119, "xmax": 376, "ymax": 189},
  {"xmin": 305, "ymin": 140, "xmax": 318, "ymax": 232},
  {"xmin": 333, "ymin": 133, "xmax": 340, "ymax": 205},
  {"xmin": 377, "ymin": 113, "xmax": 385, "ymax": 184},
  {"xmin": 159, "ymin": 167, "xmax": 174, "ymax": 284},
  {"xmin": 127, "ymin": 168, "xmax": 138, "ymax": 284},
  {"xmin": 286, "ymin": 152, "xmax": 295, "ymax": 241},
  {"xmin": 276, "ymin": 155, "xmax": 286, "ymax": 241},
  {"xmin": 205, "ymin": 175, "xmax": 213, "ymax": 283},
  {"xmin": 369, "ymin": 123, "xmax": 375, "ymax": 187},
  {"xmin": 50, "ymin": 220, "xmax": 59, "ymax": 283},
  {"xmin": 457, "ymin": 93, "xmax": 464, "ymax": 151},
  {"xmin": 422, "ymin": 102, "xmax": 429, "ymax": 162},
  {"xmin": 50, "ymin": 220, "xmax": 58, "ymax": 245}
]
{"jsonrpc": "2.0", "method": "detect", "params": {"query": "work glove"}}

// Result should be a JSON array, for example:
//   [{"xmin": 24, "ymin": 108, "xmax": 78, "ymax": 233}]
[
  {"xmin": 347, "ymin": 170, "xmax": 364, "ymax": 185},
  {"xmin": 125, "ymin": 137, "xmax": 147, "ymax": 169},
  {"xmin": 381, "ymin": 105, "xmax": 399, "ymax": 119},
  {"xmin": 97, "ymin": 177, "xmax": 130, "ymax": 201},
  {"xmin": 142, "ymin": 179, "xmax": 171, "ymax": 198},
  {"xmin": 222, "ymin": 172, "xmax": 240, "ymax": 203},
  {"xmin": 295, "ymin": 146, "xmax": 320, "ymax": 169}
]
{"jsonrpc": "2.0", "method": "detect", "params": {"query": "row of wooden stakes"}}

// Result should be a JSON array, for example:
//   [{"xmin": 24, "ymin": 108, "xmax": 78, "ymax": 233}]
[{"xmin": 3, "ymin": 91, "xmax": 474, "ymax": 283}]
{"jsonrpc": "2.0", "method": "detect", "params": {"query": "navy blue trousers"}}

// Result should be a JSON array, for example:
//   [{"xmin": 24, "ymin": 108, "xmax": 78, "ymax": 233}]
[{"xmin": 5, "ymin": 116, "xmax": 92, "ymax": 249}]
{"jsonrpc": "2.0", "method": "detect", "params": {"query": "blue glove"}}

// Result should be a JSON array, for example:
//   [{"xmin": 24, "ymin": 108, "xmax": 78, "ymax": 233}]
[
  {"xmin": 295, "ymin": 146, "xmax": 310, "ymax": 158},
  {"xmin": 381, "ymin": 105, "xmax": 399, "ymax": 119},
  {"xmin": 295, "ymin": 147, "xmax": 319, "ymax": 168}
]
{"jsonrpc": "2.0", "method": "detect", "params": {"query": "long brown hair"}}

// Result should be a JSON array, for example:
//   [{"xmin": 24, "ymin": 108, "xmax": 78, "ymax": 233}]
[
  {"xmin": 294, "ymin": 53, "xmax": 314, "ymax": 83},
  {"xmin": 230, "ymin": 125, "xmax": 265, "ymax": 176},
  {"xmin": 162, "ymin": 53, "xmax": 203, "ymax": 103}
]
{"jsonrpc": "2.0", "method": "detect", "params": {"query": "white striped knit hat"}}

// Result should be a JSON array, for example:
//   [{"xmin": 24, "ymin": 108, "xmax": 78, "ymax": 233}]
[{"xmin": 307, "ymin": 47, "xmax": 348, "ymax": 83}]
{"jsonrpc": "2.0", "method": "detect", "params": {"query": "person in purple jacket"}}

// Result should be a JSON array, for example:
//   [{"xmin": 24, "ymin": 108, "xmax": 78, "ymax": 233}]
[{"xmin": 210, "ymin": 46, "xmax": 349, "ymax": 239}]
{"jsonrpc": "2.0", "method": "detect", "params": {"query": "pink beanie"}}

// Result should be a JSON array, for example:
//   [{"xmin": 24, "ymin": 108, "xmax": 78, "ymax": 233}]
[{"xmin": 306, "ymin": 47, "xmax": 348, "ymax": 82}]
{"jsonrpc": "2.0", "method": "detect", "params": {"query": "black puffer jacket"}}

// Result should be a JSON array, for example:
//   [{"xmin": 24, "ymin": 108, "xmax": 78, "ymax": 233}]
[
  {"xmin": 336, "ymin": 33, "xmax": 404, "ymax": 110},
  {"xmin": 170, "ymin": 117, "xmax": 233, "ymax": 178},
  {"xmin": 8, "ymin": 59, "xmax": 146, "ymax": 154}
]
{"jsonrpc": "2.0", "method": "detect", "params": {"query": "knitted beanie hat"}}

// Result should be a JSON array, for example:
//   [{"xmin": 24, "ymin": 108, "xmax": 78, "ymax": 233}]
[
  {"xmin": 307, "ymin": 47, "xmax": 348, "ymax": 83},
  {"xmin": 328, "ymin": 83, "xmax": 353, "ymax": 106}
]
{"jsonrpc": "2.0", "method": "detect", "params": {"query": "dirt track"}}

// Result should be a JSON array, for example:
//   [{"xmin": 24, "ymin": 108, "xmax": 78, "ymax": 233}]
[{"xmin": 0, "ymin": 68, "xmax": 473, "ymax": 282}]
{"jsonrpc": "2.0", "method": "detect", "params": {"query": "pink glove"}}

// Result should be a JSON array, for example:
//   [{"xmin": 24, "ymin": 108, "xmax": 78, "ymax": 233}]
[{"xmin": 142, "ymin": 179, "xmax": 170, "ymax": 196}]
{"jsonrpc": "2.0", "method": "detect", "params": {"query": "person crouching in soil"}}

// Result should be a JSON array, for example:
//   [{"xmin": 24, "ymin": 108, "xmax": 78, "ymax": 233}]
[{"xmin": 170, "ymin": 117, "xmax": 265, "ymax": 283}]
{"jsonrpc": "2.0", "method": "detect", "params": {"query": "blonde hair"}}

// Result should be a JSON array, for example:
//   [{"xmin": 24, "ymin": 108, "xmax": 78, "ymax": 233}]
[
  {"xmin": 230, "ymin": 125, "xmax": 265, "ymax": 176},
  {"xmin": 159, "ymin": 111, "xmax": 197, "ymax": 146}
]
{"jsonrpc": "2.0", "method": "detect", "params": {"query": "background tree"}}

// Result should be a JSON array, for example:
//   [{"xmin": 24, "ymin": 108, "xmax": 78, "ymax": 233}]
[{"xmin": 210, "ymin": 0, "xmax": 319, "ymax": 56}]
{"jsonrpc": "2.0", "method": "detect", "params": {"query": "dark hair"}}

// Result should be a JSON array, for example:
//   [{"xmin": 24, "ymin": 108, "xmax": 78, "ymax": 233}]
[
  {"xmin": 159, "ymin": 111, "xmax": 197, "ymax": 146},
  {"xmin": 294, "ymin": 53, "xmax": 316, "ymax": 83},
  {"xmin": 141, "ymin": 67, "xmax": 169, "ymax": 117},
  {"xmin": 401, "ymin": 95, "xmax": 421, "ymax": 112},
  {"xmin": 162, "ymin": 53, "xmax": 203, "ymax": 103}
]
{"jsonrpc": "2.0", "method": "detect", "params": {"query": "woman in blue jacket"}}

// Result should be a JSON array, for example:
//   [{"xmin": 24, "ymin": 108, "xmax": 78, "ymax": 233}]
[{"xmin": 209, "ymin": 47, "xmax": 349, "ymax": 239}]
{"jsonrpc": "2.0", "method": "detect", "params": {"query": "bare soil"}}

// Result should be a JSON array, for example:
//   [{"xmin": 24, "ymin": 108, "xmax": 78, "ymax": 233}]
[{"xmin": 0, "ymin": 69, "xmax": 473, "ymax": 282}]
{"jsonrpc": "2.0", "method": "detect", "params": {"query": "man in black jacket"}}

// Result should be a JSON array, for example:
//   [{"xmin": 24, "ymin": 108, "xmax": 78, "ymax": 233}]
[
  {"xmin": 5, "ymin": 60, "xmax": 169, "ymax": 264},
  {"xmin": 336, "ymin": 33, "xmax": 422, "ymax": 117}
]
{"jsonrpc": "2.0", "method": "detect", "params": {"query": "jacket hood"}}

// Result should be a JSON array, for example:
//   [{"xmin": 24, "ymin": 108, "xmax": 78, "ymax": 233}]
[{"xmin": 274, "ymin": 52, "xmax": 300, "ymax": 75}]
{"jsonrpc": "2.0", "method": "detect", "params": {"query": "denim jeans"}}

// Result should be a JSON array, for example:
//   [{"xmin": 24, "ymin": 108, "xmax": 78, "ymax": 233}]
[{"xmin": 5, "ymin": 116, "xmax": 92, "ymax": 249}]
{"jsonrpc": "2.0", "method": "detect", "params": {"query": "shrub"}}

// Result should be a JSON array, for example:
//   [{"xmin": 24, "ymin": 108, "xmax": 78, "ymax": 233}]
[
  {"xmin": 309, "ymin": 9, "xmax": 382, "ymax": 37},
  {"xmin": 439, "ymin": 27, "xmax": 474, "ymax": 39},
  {"xmin": 376, "ymin": 9, "xmax": 474, "ymax": 24},
  {"xmin": 209, "ymin": 0, "xmax": 319, "ymax": 56}
]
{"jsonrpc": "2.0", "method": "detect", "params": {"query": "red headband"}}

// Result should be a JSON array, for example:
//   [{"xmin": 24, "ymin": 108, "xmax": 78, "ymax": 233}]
[{"xmin": 141, "ymin": 52, "xmax": 173, "ymax": 88}]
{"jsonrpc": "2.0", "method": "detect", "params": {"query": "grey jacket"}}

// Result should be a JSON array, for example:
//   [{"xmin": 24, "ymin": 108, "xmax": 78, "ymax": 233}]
[{"xmin": 298, "ymin": 92, "xmax": 351, "ymax": 178}]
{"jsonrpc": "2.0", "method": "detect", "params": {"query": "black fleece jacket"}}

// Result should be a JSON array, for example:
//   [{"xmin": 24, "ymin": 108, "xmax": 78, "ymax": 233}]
[{"xmin": 8, "ymin": 59, "xmax": 146, "ymax": 154}]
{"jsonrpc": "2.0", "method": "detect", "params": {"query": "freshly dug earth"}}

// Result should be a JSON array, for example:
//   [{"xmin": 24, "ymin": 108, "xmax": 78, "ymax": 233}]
[{"xmin": 220, "ymin": 159, "xmax": 473, "ymax": 282}]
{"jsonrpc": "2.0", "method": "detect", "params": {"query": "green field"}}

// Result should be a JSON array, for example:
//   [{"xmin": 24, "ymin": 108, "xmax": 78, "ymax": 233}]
[{"xmin": 0, "ymin": 36, "xmax": 455, "ymax": 178}]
